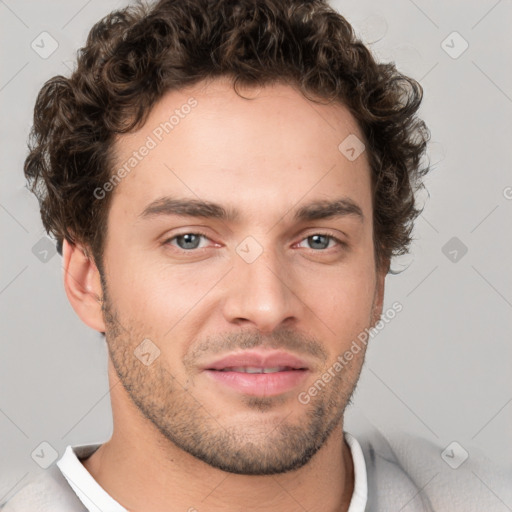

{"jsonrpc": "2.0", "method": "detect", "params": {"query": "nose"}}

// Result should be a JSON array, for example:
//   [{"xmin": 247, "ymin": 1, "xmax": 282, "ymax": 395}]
[{"xmin": 221, "ymin": 242, "xmax": 303, "ymax": 333}]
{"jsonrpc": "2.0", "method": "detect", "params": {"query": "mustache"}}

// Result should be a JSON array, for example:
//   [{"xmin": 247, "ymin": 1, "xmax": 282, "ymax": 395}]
[{"xmin": 183, "ymin": 328, "xmax": 328, "ymax": 369}]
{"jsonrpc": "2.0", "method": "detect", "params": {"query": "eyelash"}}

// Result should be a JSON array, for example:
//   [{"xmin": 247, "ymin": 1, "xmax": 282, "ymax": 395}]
[{"xmin": 162, "ymin": 231, "xmax": 346, "ymax": 253}]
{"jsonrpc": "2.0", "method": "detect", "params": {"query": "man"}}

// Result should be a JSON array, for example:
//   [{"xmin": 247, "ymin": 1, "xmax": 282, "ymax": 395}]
[{"xmin": 5, "ymin": 0, "xmax": 501, "ymax": 511}]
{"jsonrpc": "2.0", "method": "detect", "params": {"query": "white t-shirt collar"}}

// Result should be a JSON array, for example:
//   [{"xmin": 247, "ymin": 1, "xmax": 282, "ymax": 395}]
[{"xmin": 57, "ymin": 444, "xmax": 127, "ymax": 512}]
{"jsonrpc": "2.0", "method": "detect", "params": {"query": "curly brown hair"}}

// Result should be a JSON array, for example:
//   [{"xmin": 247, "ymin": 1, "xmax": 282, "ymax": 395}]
[{"xmin": 24, "ymin": 0, "xmax": 431, "ymax": 275}]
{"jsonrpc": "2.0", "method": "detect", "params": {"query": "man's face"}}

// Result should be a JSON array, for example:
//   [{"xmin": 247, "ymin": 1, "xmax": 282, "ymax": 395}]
[{"xmin": 99, "ymin": 78, "xmax": 385, "ymax": 475}]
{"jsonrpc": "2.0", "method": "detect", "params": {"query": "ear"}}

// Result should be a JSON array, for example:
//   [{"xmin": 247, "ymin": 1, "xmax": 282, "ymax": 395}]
[
  {"xmin": 62, "ymin": 239, "xmax": 106, "ymax": 332},
  {"xmin": 370, "ymin": 259, "xmax": 389, "ymax": 327}
]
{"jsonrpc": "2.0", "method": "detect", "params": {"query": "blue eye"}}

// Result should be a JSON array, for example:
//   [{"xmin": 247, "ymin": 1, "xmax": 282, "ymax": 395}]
[
  {"xmin": 163, "ymin": 232, "xmax": 344, "ymax": 253},
  {"xmin": 166, "ymin": 233, "xmax": 209, "ymax": 251},
  {"xmin": 297, "ymin": 234, "xmax": 343, "ymax": 251}
]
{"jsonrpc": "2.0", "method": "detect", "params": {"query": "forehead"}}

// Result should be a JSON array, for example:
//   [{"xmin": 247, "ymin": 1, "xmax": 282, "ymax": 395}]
[{"xmin": 109, "ymin": 78, "xmax": 372, "ymax": 226}]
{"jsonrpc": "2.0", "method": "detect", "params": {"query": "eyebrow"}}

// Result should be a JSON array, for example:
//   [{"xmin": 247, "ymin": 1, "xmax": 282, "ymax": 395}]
[{"xmin": 138, "ymin": 196, "xmax": 364, "ymax": 224}]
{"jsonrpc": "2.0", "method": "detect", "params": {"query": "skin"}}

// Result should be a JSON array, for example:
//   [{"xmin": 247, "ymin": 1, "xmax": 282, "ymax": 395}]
[{"xmin": 63, "ymin": 76, "xmax": 388, "ymax": 512}]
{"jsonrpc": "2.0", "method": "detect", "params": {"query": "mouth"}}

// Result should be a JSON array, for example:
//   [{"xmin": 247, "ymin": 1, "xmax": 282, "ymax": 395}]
[
  {"xmin": 201, "ymin": 351, "xmax": 311, "ymax": 396},
  {"xmin": 202, "ymin": 350, "xmax": 310, "ymax": 372},
  {"xmin": 213, "ymin": 366, "xmax": 306, "ymax": 373}
]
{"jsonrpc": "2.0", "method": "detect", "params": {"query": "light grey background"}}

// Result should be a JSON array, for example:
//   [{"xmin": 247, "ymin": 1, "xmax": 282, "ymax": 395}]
[{"xmin": 1, "ymin": 0, "xmax": 511, "ymax": 506}]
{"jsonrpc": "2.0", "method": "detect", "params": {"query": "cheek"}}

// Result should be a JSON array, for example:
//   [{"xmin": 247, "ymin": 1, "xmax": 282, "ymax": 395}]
[
  {"xmin": 302, "ymin": 262, "xmax": 376, "ymax": 341},
  {"xmin": 105, "ymin": 248, "xmax": 220, "ymax": 332}
]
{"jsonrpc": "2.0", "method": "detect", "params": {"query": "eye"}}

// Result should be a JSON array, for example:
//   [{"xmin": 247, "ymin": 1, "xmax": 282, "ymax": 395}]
[
  {"xmin": 297, "ymin": 233, "xmax": 344, "ymax": 251},
  {"xmin": 164, "ymin": 232, "xmax": 211, "ymax": 251},
  {"xmin": 162, "ymin": 231, "xmax": 346, "ymax": 254}
]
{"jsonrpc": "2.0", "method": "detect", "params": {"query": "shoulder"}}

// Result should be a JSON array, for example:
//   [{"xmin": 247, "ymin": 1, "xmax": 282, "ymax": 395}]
[
  {"xmin": 355, "ymin": 428, "xmax": 512, "ymax": 512},
  {"xmin": 355, "ymin": 429, "xmax": 435, "ymax": 511},
  {"xmin": 1, "ymin": 464, "xmax": 87, "ymax": 512}
]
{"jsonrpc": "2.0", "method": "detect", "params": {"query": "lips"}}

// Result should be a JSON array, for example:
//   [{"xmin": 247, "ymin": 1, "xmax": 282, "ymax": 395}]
[
  {"xmin": 201, "ymin": 351, "xmax": 310, "ymax": 396},
  {"xmin": 216, "ymin": 366, "xmax": 296, "ymax": 373},
  {"xmin": 202, "ymin": 351, "xmax": 310, "ymax": 372}
]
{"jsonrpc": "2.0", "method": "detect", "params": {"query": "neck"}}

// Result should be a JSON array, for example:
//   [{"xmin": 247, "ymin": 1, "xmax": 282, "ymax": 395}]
[{"xmin": 82, "ymin": 427, "xmax": 354, "ymax": 512}]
